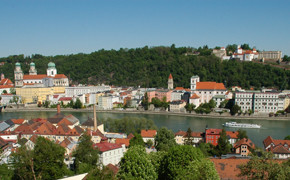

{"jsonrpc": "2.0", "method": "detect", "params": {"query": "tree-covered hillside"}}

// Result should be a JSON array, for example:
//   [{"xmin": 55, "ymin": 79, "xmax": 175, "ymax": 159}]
[{"xmin": 0, "ymin": 45, "xmax": 289, "ymax": 89}]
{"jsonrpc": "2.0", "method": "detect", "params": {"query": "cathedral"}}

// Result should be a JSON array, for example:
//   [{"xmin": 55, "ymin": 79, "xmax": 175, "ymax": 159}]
[{"xmin": 14, "ymin": 62, "xmax": 69, "ymax": 87}]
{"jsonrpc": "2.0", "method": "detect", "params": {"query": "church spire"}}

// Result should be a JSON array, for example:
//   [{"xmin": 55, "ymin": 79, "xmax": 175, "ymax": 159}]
[{"xmin": 168, "ymin": 73, "xmax": 173, "ymax": 90}]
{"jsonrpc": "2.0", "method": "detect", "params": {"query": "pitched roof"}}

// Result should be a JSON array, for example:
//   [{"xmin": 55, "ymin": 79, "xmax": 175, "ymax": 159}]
[
  {"xmin": 106, "ymin": 164, "xmax": 119, "ymax": 175},
  {"xmin": 206, "ymin": 129, "xmax": 222, "ymax": 135},
  {"xmin": 94, "ymin": 142, "xmax": 122, "ymax": 152},
  {"xmin": 0, "ymin": 78, "xmax": 13, "ymax": 85},
  {"xmin": 29, "ymin": 135, "xmax": 38, "ymax": 143},
  {"xmin": 234, "ymin": 138, "xmax": 255, "ymax": 149},
  {"xmin": 211, "ymin": 158, "xmax": 249, "ymax": 180},
  {"xmin": 270, "ymin": 144, "xmax": 290, "ymax": 154},
  {"xmin": 0, "ymin": 137, "xmax": 8, "ymax": 148},
  {"xmin": 190, "ymin": 93, "xmax": 200, "ymax": 99},
  {"xmin": 11, "ymin": 119, "xmax": 25, "ymax": 124},
  {"xmin": 23, "ymin": 74, "xmax": 68, "ymax": 80},
  {"xmin": 0, "ymin": 122, "xmax": 10, "ymax": 132},
  {"xmin": 58, "ymin": 97, "xmax": 72, "ymax": 101},
  {"xmin": 14, "ymin": 123, "xmax": 34, "ymax": 134},
  {"xmin": 226, "ymin": 131, "xmax": 239, "ymax": 139},
  {"xmin": 35, "ymin": 121, "xmax": 56, "ymax": 135},
  {"xmin": 57, "ymin": 118, "xmax": 73, "ymax": 126},
  {"xmin": 141, "ymin": 129, "xmax": 157, "ymax": 138},
  {"xmin": 127, "ymin": 133, "xmax": 134, "ymax": 140},
  {"xmin": 65, "ymin": 114, "xmax": 79, "ymax": 124},
  {"xmin": 196, "ymin": 82, "xmax": 226, "ymax": 90},
  {"xmin": 54, "ymin": 74, "xmax": 68, "ymax": 79},
  {"xmin": 81, "ymin": 118, "xmax": 94, "ymax": 127},
  {"xmin": 54, "ymin": 123, "xmax": 71, "ymax": 135},
  {"xmin": 175, "ymin": 130, "xmax": 186, "ymax": 136},
  {"xmin": 175, "ymin": 87, "xmax": 185, "ymax": 90},
  {"xmin": 263, "ymin": 136, "xmax": 290, "ymax": 148},
  {"xmin": 115, "ymin": 138, "xmax": 130, "ymax": 147},
  {"xmin": 168, "ymin": 73, "xmax": 173, "ymax": 79}
]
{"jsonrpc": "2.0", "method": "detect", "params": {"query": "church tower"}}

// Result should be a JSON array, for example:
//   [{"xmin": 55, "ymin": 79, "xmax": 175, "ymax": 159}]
[
  {"xmin": 190, "ymin": 75, "xmax": 200, "ymax": 93},
  {"xmin": 29, "ymin": 62, "xmax": 37, "ymax": 75},
  {"xmin": 14, "ymin": 62, "xmax": 24, "ymax": 87},
  {"xmin": 168, "ymin": 74, "xmax": 174, "ymax": 90},
  {"xmin": 47, "ymin": 62, "xmax": 57, "ymax": 77}
]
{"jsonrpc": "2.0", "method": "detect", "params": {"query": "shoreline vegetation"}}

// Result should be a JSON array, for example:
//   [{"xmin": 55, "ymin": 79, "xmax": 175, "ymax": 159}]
[{"xmin": 3, "ymin": 107, "xmax": 290, "ymax": 121}]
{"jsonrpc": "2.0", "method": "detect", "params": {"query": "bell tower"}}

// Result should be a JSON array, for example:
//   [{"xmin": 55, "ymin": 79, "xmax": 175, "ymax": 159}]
[
  {"xmin": 14, "ymin": 62, "xmax": 24, "ymax": 87},
  {"xmin": 29, "ymin": 62, "xmax": 37, "ymax": 75},
  {"xmin": 168, "ymin": 74, "xmax": 173, "ymax": 90}
]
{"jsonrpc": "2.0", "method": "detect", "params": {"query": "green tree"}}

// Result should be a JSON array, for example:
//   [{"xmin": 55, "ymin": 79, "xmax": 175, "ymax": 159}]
[
  {"xmin": 159, "ymin": 145, "xmax": 205, "ymax": 180},
  {"xmin": 146, "ymin": 139, "xmax": 153, "ymax": 148},
  {"xmin": 184, "ymin": 103, "xmax": 196, "ymax": 113},
  {"xmin": 141, "ymin": 92, "xmax": 149, "ymax": 110},
  {"xmin": 198, "ymin": 142, "xmax": 218, "ymax": 157},
  {"xmin": 237, "ymin": 129, "xmax": 248, "ymax": 140},
  {"xmin": 73, "ymin": 133, "xmax": 99, "ymax": 174},
  {"xmin": 129, "ymin": 133, "xmax": 145, "ymax": 147},
  {"xmin": 2, "ymin": 90, "xmax": 7, "ymax": 94},
  {"xmin": 0, "ymin": 163, "xmax": 13, "ymax": 180},
  {"xmin": 184, "ymin": 128, "xmax": 193, "ymax": 145},
  {"xmin": 43, "ymin": 100, "xmax": 50, "ymax": 108},
  {"xmin": 148, "ymin": 151, "xmax": 168, "ymax": 179},
  {"xmin": 215, "ymin": 129, "xmax": 232, "ymax": 156},
  {"xmin": 10, "ymin": 87, "xmax": 16, "ymax": 94},
  {"xmin": 208, "ymin": 99, "xmax": 217, "ymax": 109},
  {"xmin": 284, "ymin": 135, "xmax": 290, "ymax": 140},
  {"xmin": 117, "ymin": 146, "xmax": 157, "ymax": 180},
  {"xmin": 73, "ymin": 98, "xmax": 82, "ymax": 109},
  {"xmin": 239, "ymin": 156, "xmax": 290, "ymax": 180},
  {"xmin": 33, "ymin": 137, "xmax": 67, "ymax": 180},
  {"xmin": 12, "ymin": 137, "xmax": 67, "ymax": 180},
  {"xmin": 230, "ymin": 104, "xmax": 241, "ymax": 115},
  {"xmin": 86, "ymin": 166, "xmax": 116, "ymax": 180},
  {"xmin": 154, "ymin": 127, "xmax": 176, "ymax": 151},
  {"xmin": 219, "ymin": 100, "xmax": 228, "ymax": 108}
]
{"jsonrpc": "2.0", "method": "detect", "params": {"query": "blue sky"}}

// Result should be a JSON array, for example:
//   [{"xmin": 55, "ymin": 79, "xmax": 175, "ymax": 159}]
[{"xmin": 0, "ymin": 0, "xmax": 289, "ymax": 57}]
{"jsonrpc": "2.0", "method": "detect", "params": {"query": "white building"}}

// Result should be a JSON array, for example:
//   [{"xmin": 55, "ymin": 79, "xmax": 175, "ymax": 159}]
[
  {"xmin": 94, "ymin": 142, "xmax": 126, "ymax": 166},
  {"xmin": 98, "ymin": 96, "xmax": 113, "ymax": 110},
  {"xmin": 65, "ymin": 85, "xmax": 110, "ymax": 97},
  {"xmin": 190, "ymin": 75, "xmax": 227, "ymax": 106},
  {"xmin": 231, "ymin": 46, "xmax": 259, "ymax": 61},
  {"xmin": 169, "ymin": 100, "xmax": 186, "ymax": 112},
  {"xmin": 235, "ymin": 91, "xmax": 283, "ymax": 113},
  {"xmin": 141, "ymin": 129, "xmax": 157, "ymax": 145}
]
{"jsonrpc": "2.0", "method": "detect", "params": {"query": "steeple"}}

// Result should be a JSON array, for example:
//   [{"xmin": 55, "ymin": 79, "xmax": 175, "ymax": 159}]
[
  {"xmin": 168, "ymin": 73, "xmax": 173, "ymax": 90},
  {"xmin": 29, "ymin": 62, "xmax": 37, "ymax": 75},
  {"xmin": 14, "ymin": 62, "xmax": 23, "ymax": 87}
]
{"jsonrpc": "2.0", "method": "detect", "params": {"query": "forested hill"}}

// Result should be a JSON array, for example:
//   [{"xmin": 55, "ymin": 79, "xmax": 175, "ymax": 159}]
[{"xmin": 0, "ymin": 45, "xmax": 289, "ymax": 90}]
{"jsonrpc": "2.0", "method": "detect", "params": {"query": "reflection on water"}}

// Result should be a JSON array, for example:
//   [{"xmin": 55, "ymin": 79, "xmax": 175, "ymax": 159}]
[{"xmin": 1, "ymin": 111, "xmax": 289, "ymax": 148}]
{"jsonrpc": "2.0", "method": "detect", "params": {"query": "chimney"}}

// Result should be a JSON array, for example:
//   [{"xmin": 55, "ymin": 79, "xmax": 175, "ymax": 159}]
[
  {"xmin": 93, "ymin": 104, "xmax": 97, "ymax": 131},
  {"xmin": 57, "ymin": 104, "xmax": 61, "ymax": 114}
]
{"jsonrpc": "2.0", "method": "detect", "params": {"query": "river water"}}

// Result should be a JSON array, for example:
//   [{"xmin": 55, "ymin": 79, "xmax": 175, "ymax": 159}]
[{"xmin": 1, "ymin": 111, "xmax": 289, "ymax": 148}]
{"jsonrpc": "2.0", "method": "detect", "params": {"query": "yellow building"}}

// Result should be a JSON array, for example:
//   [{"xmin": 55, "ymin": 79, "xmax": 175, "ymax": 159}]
[
  {"xmin": 16, "ymin": 87, "xmax": 65, "ymax": 104},
  {"xmin": 284, "ymin": 95, "xmax": 290, "ymax": 110}
]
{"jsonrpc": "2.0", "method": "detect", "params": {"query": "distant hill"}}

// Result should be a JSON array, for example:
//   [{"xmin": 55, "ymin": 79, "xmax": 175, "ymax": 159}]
[{"xmin": 0, "ymin": 45, "xmax": 289, "ymax": 90}]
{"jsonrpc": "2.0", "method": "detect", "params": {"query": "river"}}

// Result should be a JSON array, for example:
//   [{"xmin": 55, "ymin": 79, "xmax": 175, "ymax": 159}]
[{"xmin": 1, "ymin": 111, "xmax": 289, "ymax": 148}]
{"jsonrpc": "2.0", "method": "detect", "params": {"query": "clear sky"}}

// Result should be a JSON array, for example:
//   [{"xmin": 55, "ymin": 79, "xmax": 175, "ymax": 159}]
[{"xmin": 0, "ymin": 0, "xmax": 289, "ymax": 57}]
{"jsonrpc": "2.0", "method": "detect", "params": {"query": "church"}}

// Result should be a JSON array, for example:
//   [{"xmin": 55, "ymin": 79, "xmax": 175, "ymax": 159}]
[{"xmin": 14, "ymin": 62, "xmax": 69, "ymax": 87}]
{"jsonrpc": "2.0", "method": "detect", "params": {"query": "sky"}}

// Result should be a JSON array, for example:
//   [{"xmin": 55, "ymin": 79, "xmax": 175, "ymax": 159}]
[{"xmin": 0, "ymin": 0, "xmax": 290, "ymax": 57}]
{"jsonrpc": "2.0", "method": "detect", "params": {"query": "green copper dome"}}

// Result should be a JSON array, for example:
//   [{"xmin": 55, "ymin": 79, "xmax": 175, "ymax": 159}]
[
  {"xmin": 15, "ymin": 62, "xmax": 21, "ymax": 66},
  {"xmin": 48, "ymin": 62, "xmax": 56, "ymax": 68},
  {"xmin": 30, "ymin": 62, "xmax": 35, "ymax": 66}
]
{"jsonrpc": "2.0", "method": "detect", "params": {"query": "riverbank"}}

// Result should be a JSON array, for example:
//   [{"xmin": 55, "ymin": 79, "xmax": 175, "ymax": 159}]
[{"xmin": 3, "ymin": 107, "xmax": 290, "ymax": 121}]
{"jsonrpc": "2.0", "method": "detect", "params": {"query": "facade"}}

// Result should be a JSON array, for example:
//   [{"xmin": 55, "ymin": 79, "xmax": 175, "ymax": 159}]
[
  {"xmin": 169, "ymin": 100, "xmax": 186, "ymax": 112},
  {"xmin": 212, "ymin": 47, "xmax": 227, "ymax": 59},
  {"xmin": 174, "ymin": 130, "xmax": 203, "ymax": 145},
  {"xmin": 16, "ymin": 87, "xmax": 65, "ymax": 103},
  {"xmin": 94, "ymin": 142, "xmax": 126, "ymax": 166},
  {"xmin": 235, "ymin": 91, "xmax": 282, "ymax": 113},
  {"xmin": 98, "ymin": 96, "xmax": 113, "ymax": 110},
  {"xmin": 258, "ymin": 51, "xmax": 282, "ymax": 60},
  {"xmin": 190, "ymin": 75, "xmax": 227, "ymax": 106},
  {"xmin": 205, "ymin": 129, "xmax": 222, "ymax": 146},
  {"xmin": 234, "ymin": 138, "xmax": 255, "ymax": 156},
  {"xmin": 65, "ymin": 86, "xmax": 110, "ymax": 97},
  {"xmin": 140, "ymin": 129, "xmax": 157, "ymax": 144},
  {"xmin": 14, "ymin": 62, "xmax": 69, "ymax": 88}
]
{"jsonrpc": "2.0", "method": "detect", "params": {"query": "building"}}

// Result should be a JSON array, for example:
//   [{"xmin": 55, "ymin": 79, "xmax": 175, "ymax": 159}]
[
  {"xmin": 234, "ymin": 138, "xmax": 255, "ymax": 156},
  {"xmin": 258, "ymin": 51, "xmax": 282, "ymax": 61},
  {"xmin": 168, "ymin": 74, "xmax": 173, "ymax": 90},
  {"xmin": 94, "ymin": 142, "xmax": 126, "ymax": 166},
  {"xmin": 263, "ymin": 136, "xmax": 290, "ymax": 159},
  {"xmin": 14, "ymin": 62, "xmax": 69, "ymax": 88},
  {"xmin": 140, "ymin": 129, "xmax": 157, "ymax": 144},
  {"xmin": 231, "ymin": 46, "xmax": 259, "ymax": 61},
  {"xmin": 190, "ymin": 75, "xmax": 227, "ymax": 106},
  {"xmin": 174, "ymin": 130, "xmax": 203, "ymax": 145},
  {"xmin": 234, "ymin": 91, "xmax": 283, "ymax": 113},
  {"xmin": 98, "ymin": 96, "xmax": 113, "ymax": 110},
  {"xmin": 169, "ymin": 100, "xmax": 186, "ymax": 112},
  {"xmin": 205, "ymin": 129, "xmax": 222, "ymax": 146},
  {"xmin": 65, "ymin": 86, "xmax": 110, "ymax": 97}
]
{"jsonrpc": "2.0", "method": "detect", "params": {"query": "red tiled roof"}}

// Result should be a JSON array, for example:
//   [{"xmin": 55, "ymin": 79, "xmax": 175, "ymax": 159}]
[
  {"xmin": 206, "ymin": 129, "xmax": 222, "ymax": 135},
  {"xmin": 191, "ymin": 132, "xmax": 203, "ymax": 138},
  {"xmin": 211, "ymin": 158, "xmax": 249, "ymax": 180},
  {"xmin": 14, "ymin": 123, "xmax": 34, "ymax": 134},
  {"xmin": 127, "ymin": 133, "xmax": 134, "ymax": 140},
  {"xmin": 270, "ymin": 144, "xmax": 290, "ymax": 154},
  {"xmin": 196, "ymin": 82, "xmax": 226, "ymax": 90},
  {"xmin": 106, "ymin": 164, "xmax": 119, "ymax": 175},
  {"xmin": 29, "ymin": 135, "xmax": 38, "ymax": 143},
  {"xmin": 58, "ymin": 97, "xmax": 72, "ymax": 101},
  {"xmin": 190, "ymin": 93, "xmax": 200, "ymax": 99},
  {"xmin": 115, "ymin": 138, "xmax": 130, "ymax": 147},
  {"xmin": 53, "ymin": 95, "xmax": 59, "ymax": 98},
  {"xmin": 234, "ymin": 138, "xmax": 255, "ymax": 149},
  {"xmin": 23, "ymin": 74, "xmax": 67, "ymax": 80},
  {"xmin": 168, "ymin": 74, "xmax": 173, "ymax": 79},
  {"xmin": 141, "ymin": 130, "xmax": 157, "ymax": 138},
  {"xmin": 263, "ymin": 136, "xmax": 290, "ymax": 149},
  {"xmin": 175, "ymin": 130, "xmax": 186, "ymax": 136},
  {"xmin": 175, "ymin": 87, "xmax": 185, "ymax": 90},
  {"xmin": 57, "ymin": 118, "xmax": 73, "ymax": 126},
  {"xmin": 94, "ymin": 142, "xmax": 122, "ymax": 152},
  {"xmin": 0, "ymin": 78, "xmax": 13, "ymax": 85},
  {"xmin": 11, "ymin": 119, "xmax": 25, "ymax": 124},
  {"xmin": 226, "ymin": 131, "xmax": 239, "ymax": 139}
]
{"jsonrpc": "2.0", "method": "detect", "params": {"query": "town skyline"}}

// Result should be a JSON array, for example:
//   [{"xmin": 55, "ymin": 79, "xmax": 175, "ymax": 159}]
[{"xmin": 1, "ymin": 0, "xmax": 290, "ymax": 57}]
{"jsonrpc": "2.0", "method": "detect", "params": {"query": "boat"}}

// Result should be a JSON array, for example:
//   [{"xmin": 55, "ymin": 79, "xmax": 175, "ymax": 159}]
[{"xmin": 222, "ymin": 121, "xmax": 261, "ymax": 128}]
